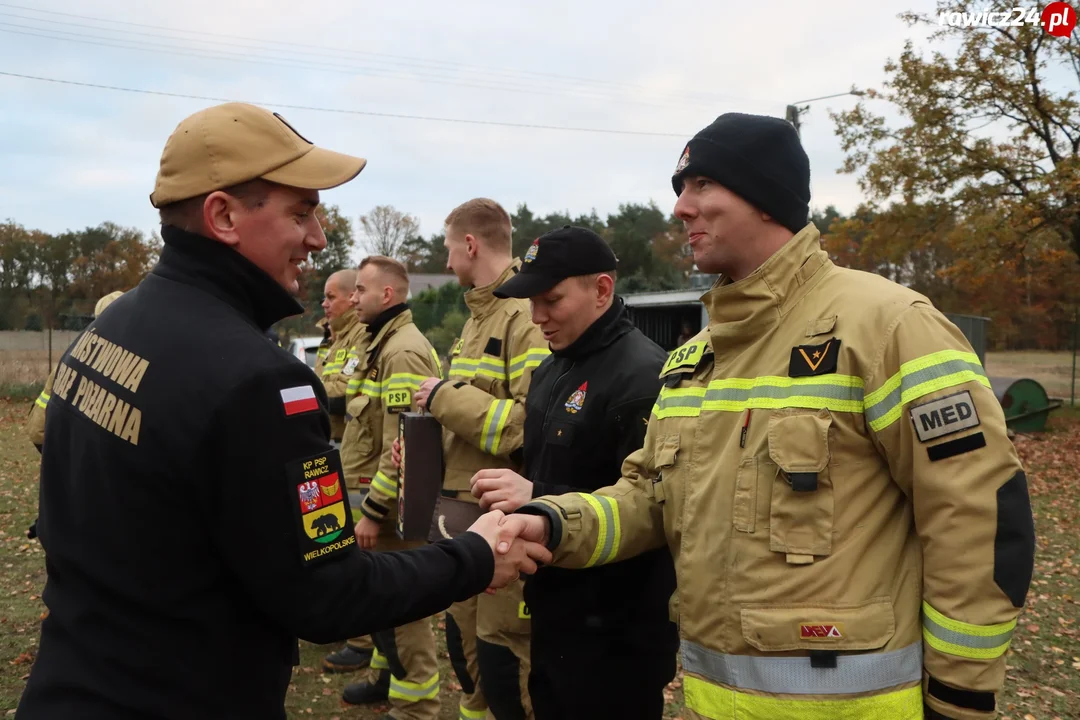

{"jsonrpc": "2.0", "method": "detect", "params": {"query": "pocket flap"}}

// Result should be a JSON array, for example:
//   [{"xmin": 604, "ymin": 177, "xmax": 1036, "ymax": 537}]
[
  {"xmin": 741, "ymin": 598, "xmax": 895, "ymax": 652},
  {"xmin": 345, "ymin": 393, "xmax": 371, "ymax": 421},
  {"xmin": 767, "ymin": 410, "xmax": 831, "ymax": 473},
  {"xmin": 654, "ymin": 434, "xmax": 680, "ymax": 468}
]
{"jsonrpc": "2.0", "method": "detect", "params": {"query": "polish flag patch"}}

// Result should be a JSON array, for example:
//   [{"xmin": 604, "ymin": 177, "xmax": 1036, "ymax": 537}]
[{"xmin": 281, "ymin": 385, "xmax": 319, "ymax": 416}]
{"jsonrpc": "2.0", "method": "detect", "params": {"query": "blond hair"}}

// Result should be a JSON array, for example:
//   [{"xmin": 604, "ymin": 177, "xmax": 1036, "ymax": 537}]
[{"xmin": 444, "ymin": 198, "xmax": 512, "ymax": 251}]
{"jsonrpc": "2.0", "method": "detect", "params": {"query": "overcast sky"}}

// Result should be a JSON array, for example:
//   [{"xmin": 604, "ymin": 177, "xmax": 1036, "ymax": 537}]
[{"xmin": 0, "ymin": 0, "xmax": 944, "ymax": 244}]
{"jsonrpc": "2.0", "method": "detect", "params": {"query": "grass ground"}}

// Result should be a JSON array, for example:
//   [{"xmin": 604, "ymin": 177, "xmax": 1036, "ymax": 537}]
[{"xmin": 0, "ymin": 353, "xmax": 1077, "ymax": 718}]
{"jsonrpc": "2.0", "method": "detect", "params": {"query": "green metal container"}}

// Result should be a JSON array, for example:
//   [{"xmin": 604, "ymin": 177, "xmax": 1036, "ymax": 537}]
[{"xmin": 989, "ymin": 377, "xmax": 1063, "ymax": 432}]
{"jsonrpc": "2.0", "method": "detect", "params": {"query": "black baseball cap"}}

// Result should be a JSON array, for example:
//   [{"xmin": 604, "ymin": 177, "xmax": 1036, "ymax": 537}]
[{"xmin": 494, "ymin": 225, "xmax": 617, "ymax": 299}]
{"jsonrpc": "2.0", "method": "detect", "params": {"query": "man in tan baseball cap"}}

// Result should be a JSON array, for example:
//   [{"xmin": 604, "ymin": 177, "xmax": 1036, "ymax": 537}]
[
  {"xmin": 151, "ymin": 102, "xmax": 367, "ymax": 294},
  {"xmin": 15, "ymin": 100, "xmax": 553, "ymax": 720}
]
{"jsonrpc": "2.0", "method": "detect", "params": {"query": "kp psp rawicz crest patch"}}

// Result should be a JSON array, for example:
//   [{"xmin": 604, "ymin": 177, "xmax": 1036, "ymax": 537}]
[{"xmin": 288, "ymin": 449, "xmax": 356, "ymax": 565}]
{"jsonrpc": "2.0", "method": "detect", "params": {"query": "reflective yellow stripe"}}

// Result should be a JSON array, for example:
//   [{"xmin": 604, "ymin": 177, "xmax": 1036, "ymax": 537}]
[
  {"xmin": 652, "ymin": 375, "xmax": 865, "ymax": 419},
  {"xmin": 371, "ymin": 471, "xmax": 398, "ymax": 497},
  {"xmin": 481, "ymin": 399, "xmax": 512, "ymax": 454},
  {"xmin": 389, "ymin": 671, "xmax": 440, "ymax": 701},
  {"xmin": 865, "ymin": 350, "xmax": 989, "ymax": 432},
  {"xmin": 449, "ymin": 356, "xmax": 507, "ymax": 381},
  {"xmin": 371, "ymin": 648, "xmax": 390, "ymax": 670},
  {"xmin": 684, "ymin": 676, "xmax": 923, "ymax": 720},
  {"xmin": 350, "ymin": 373, "xmax": 428, "ymax": 399},
  {"xmin": 922, "ymin": 601, "xmax": 1015, "ymax": 659},
  {"xmin": 35, "ymin": 391, "xmax": 51, "ymax": 410},
  {"xmin": 579, "ymin": 493, "xmax": 620, "ymax": 567},
  {"xmin": 321, "ymin": 363, "xmax": 343, "ymax": 377},
  {"xmin": 508, "ymin": 348, "xmax": 550, "ymax": 379},
  {"xmin": 430, "ymin": 348, "xmax": 443, "ymax": 376},
  {"xmin": 459, "ymin": 704, "xmax": 487, "ymax": 719}
]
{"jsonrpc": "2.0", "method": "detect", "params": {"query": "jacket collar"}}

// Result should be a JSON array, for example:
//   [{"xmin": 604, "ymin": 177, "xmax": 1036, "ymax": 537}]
[
  {"xmin": 366, "ymin": 304, "xmax": 411, "ymax": 350},
  {"xmin": 329, "ymin": 309, "xmax": 361, "ymax": 339},
  {"xmin": 464, "ymin": 259, "xmax": 522, "ymax": 319},
  {"xmin": 699, "ymin": 224, "xmax": 829, "ymax": 354},
  {"xmin": 151, "ymin": 225, "xmax": 303, "ymax": 331},
  {"xmin": 554, "ymin": 296, "xmax": 634, "ymax": 360}
]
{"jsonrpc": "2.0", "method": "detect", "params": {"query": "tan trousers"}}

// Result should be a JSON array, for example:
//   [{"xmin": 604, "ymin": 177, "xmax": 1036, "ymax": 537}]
[
  {"xmin": 447, "ymin": 596, "xmax": 488, "ymax": 719},
  {"xmin": 476, "ymin": 579, "xmax": 532, "ymax": 719},
  {"xmin": 362, "ymin": 519, "xmax": 440, "ymax": 720}
]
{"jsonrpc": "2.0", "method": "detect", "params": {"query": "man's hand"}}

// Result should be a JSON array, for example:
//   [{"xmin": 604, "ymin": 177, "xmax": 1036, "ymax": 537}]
[
  {"xmin": 470, "ymin": 468, "xmax": 533, "ymax": 513},
  {"xmin": 496, "ymin": 513, "xmax": 551, "ymax": 551},
  {"xmin": 467, "ymin": 510, "xmax": 552, "ymax": 591},
  {"xmin": 391, "ymin": 437, "xmax": 402, "ymax": 470},
  {"xmin": 354, "ymin": 515, "xmax": 380, "ymax": 550},
  {"xmin": 414, "ymin": 377, "xmax": 441, "ymax": 412}
]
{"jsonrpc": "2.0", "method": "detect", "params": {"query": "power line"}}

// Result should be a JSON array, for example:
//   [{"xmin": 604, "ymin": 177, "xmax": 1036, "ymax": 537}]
[
  {"xmin": 0, "ymin": 2, "xmax": 760, "ymax": 108},
  {"xmin": 0, "ymin": 22, "xmax": 723, "ymax": 112},
  {"xmin": 0, "ymin": 70, "xmax": 690, "ymax": 137}
]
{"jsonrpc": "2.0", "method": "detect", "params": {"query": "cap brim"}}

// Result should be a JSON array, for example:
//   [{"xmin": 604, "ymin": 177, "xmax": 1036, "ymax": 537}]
[
  {"xmin": 493, "ymin": 272, "xmax": 563, "ymax": 299},
  {"xmin": 262, "ymin": 146, "xmax": 367, "ymax": 191}
]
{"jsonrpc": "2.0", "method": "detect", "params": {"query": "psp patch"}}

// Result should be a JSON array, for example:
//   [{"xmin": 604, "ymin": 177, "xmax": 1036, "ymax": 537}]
[
  {"xmin": 789, "ymin": 338, "xmax": 841, "ymax": 377},
  {"xmin": 385, "ymin": 388, "xmax": 412, "ymax": 413},
  {"xmin": 661, "ymin": 340, "xmax": 708, "ymax": 377},
  {"xmin": 910, "ymin": 390, "xmax": 981, "ymax": 443},
  {"xmin": 288, "ymin": 449, "xmax": 356, "ymax": 565}
]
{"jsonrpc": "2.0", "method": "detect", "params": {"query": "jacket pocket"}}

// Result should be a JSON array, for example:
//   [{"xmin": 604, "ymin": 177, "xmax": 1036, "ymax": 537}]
[
  {"xmin": 741, "ymin": 597, "xmax": 895, "ymax": 652},
  {"xmin": 343, "ymin": 394, "xmax": 375, "ymax": 457},
  {"xmin": 767, "ymin": 409, "xmax": 833, "ymax": 558},
  {"xmin": 650, "ymin": 433, "xmax": 680, "ymax": 505}
]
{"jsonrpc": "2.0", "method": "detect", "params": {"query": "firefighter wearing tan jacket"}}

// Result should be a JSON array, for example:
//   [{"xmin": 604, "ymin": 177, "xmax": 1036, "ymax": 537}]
[
  {"xmin": 499, "ymin": 113, "xmax": 1036, "ymax": 720},
  {"xmin": 339, "ymin": 256, "xmax": 444, "ymax": 719},
  {"xmin": 316, "ymin": 268, "xmax": 376, "ymax": 675},
  {"xmin": 411, "ymin": 199, "xmax": 550, "ymax": 720},
  {"xmin": 317, "ymin": 270, "xmax": 368, "ymax": 447}
]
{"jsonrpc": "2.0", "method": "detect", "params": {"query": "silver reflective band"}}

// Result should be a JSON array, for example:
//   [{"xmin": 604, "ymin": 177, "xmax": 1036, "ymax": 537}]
[
  {"xmin": 922, "ymin": 612, "xmax": 1013, "ymax": 650},
  {"xmin": 681, "ymin": 640, "xmax": 922, "ymax": 695}
]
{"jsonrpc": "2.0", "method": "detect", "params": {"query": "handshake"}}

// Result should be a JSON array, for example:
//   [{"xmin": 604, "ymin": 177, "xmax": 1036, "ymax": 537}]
[{"xmin": 464, "ymin": 510, "xmax": 552, "ymax": 593}]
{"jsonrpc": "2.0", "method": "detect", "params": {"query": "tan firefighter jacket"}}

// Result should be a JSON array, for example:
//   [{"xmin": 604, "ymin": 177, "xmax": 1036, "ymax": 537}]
[
  {"xmin": 523, "ymin": 224, "xmax": 1035, "ymax": 720},
  {"xmin": 427, "ymin": 260, "xmax": 550, "ymax": 501},
  {"xmin": 318, "ymin": 310, "xmax": 367, "ymax": 443},
  {"xmin": 27, "ymin": 367, "xmax": 56, "ymax": 449},
  {"xmin": 340, "ymin": 307, "xmax": 441, "ymax": 521}
]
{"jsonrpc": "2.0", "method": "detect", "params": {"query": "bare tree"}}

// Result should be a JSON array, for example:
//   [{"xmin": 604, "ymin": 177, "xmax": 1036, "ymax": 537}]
[{"xmin": 359, "ymin": 205, "xmax": 420, "ymax": 260}]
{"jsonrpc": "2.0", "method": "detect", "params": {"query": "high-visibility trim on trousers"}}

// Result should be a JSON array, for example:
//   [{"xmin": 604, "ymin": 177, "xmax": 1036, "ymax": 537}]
[
  {"xmin": 371, "ymin": 648, "xmax": 390, "ymax": 670},
  {"xmin": 681, "ymin": 640, "xmax": 923, "ymax": 695},
  {"xmin": 683, "ymin": 677, "xmax": 923, "ymax": 720},
  {"xmin": 921, "ymin": 601, "xmax": 1015, "ymax": 659},
  {"xmin": 652, "ymin": 375, "xmax": 865, "ymax": 419},
  {"xmin": 459, "ymin": 704, "xmax": 487, "ymax": 719},
  {"xmin": 578, "ymin": 493, "xmax": 620, "ymax": 567},
  {"xmin": 389, "ymin": 671, "xmax": 440, "ymax": 702},
  {"xmin": 35, "ymin": 391, "xmax": 50, "ymax": 410},
  {"xmin": 864, "ymin": 350, "xmax": 989, "ymax": 432},
  {"xmin": 481, "ymin": 399, "xmax": 512, "ymax": 454}
]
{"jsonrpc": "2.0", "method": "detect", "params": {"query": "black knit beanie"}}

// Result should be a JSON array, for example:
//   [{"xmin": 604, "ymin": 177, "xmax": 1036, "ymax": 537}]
[{"xmin": 671, "ymin": 113, "xmax": 811, "ymax": 234}]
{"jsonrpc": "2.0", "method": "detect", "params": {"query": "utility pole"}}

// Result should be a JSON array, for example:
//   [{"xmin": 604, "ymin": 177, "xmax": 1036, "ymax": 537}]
[{"xmin": 785, "ymin": 87, "xmax": 865, "ymax": 137}]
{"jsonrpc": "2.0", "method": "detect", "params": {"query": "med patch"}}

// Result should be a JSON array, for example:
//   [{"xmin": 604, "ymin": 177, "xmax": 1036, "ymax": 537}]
[
  {"xmin": 789, "ymin": 338, "xmax": 841, "ymax": 377},
  {"xmin": 910, "ymin": 390, "xmax": 981, "ymax": 443},
  {"xmin": 288, "ymin": 449, "xmax": 356, "ymax": 565}
]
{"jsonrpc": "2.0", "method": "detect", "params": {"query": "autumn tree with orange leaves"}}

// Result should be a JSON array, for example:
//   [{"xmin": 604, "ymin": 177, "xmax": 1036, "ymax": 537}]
[{"xmin": 829, "ymin": 0, "xmax": 1080, "ymax": 349}]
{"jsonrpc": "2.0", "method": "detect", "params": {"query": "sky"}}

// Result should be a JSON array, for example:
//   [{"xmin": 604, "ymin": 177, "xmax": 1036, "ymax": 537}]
[{"xmin": 0, "ymin": 0, "xmax": 946, "ymax": 244}]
